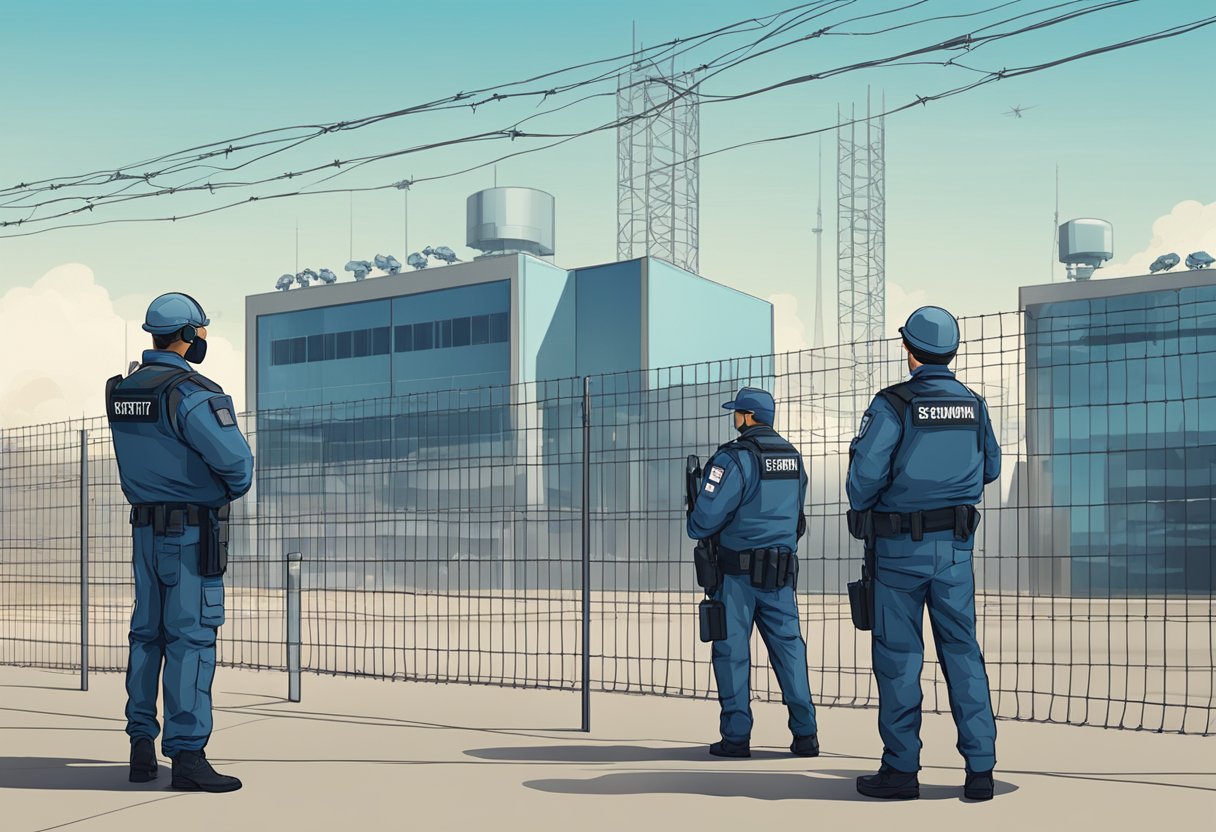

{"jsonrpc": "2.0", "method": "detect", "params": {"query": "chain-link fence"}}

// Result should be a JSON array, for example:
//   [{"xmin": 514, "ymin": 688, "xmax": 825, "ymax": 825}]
[{"xmin": 1, "ymin": 310, "xmax": 1212, "ymax": 735}]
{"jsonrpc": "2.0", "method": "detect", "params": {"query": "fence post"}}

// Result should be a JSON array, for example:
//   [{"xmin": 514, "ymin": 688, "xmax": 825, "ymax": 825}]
[
  {"xmin": 287, "ymin": 551, "xmax": 303, "ymax": 702},
  {"xmin": 580, "ymin": 376, "xmax": 591, "ymax": 732},
  {"xmin": 79, "ymin": 428, "xmax": 89, "ymax": 692}
]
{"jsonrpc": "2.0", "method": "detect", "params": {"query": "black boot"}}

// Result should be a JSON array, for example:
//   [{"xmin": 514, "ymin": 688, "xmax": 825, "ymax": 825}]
[
  {"xmin": 171, "ymin": 749, "xmax": 242, "ymax": 793},
  {"xmin": 964, "ymin": 769, "xmax": 995, "ymax": 801},
  {"xmin": 790, "ymin": 734, "xmax": 820, "ymax": 757},
  {"xmin": 856, "ymin": 764, "xmax": 920, "ymax": 799},
  {"xmin": 708, "ymin": 738, "xmax": 751, "ymax": 758},
  {"xmin": 129, "ymin": 737, "xmax": 158, "ymax": 783}
]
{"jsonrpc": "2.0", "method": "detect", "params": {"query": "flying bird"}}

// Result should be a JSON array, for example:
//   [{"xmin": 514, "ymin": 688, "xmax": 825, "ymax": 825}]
[{"xmin": 1004, "ymin": 104, "xmax": 1037, "ymax": 119}]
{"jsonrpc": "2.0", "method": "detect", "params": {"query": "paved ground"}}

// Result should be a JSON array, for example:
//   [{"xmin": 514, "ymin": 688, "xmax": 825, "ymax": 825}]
[{"xmin": 0, "ymin": 665, "xmax": 1212, "ymax": 832}]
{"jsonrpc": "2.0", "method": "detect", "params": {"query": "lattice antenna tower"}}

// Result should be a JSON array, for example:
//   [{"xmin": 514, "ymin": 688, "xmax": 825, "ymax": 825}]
[
  {"xmin": 616, "ymin": 43, "xmax": 701, "ymax": 272},
  {"xmin": 837, "ymin": 89, "xmax": 886, "ymax": 415}
]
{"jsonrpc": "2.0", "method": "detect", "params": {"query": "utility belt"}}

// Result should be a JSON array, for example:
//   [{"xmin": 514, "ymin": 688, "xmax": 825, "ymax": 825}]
[
  {"xmin": 718, "ymin": 545, "xmax": 798, "ymax": 590},
  {"xmin": 130, "ymin": 502, "xmax": 230, "ymax": 577},
  {"xmin": 846, "ymin": 504, "xmax": 980, "ymax": 545},
  {"xmin": 844, "ymin": 505, "xmax": 980, "ymax": 632}
]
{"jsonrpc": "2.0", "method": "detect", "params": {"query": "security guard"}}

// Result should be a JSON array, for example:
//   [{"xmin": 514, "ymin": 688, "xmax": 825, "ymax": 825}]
[
  {"xmin": 106, "ymin": 292, "xmax": 253, "ymax": 792},
  {"xmin": 846, "ymin": 306, "xmax": 1000, "ymax": 801},
  {"xmin": 687, "ymin": 386, "xmax": 819, "ymax": 758}
]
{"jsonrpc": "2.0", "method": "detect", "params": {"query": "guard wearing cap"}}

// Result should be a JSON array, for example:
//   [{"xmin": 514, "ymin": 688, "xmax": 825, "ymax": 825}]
[
  {"xmin": 105, "ymin": 292, "xmax": 252, "ymax": 793},
  {"xmin": 686, "ymin": 386, "xmax": 819, "ymax": 759},
  {"xmin": 846, "ymin": 306, "xmax": 1000, "ymax": 801}
]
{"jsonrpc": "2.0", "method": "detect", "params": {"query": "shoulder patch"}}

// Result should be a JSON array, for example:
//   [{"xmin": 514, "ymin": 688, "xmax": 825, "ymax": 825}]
[
  {"xmin": 208, "ymin": 395, "xmax": 237, "ymax": 428},
  {"xmin": 856, "ymin": 412, "xmax": 873, "ymax": 439},
  {"xmin": 708, "ymin": 465, "xmax": 725, "ymax": 484}
]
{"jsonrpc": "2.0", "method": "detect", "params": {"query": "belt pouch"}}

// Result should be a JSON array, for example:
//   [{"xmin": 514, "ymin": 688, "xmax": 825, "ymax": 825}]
[
  {"xmin": 699, "ymin": 599, "xmax": 727, "ymax": 642},
  {"xmin": 198, "ymin": 508, "xmax": 228, "ymax": 578}
]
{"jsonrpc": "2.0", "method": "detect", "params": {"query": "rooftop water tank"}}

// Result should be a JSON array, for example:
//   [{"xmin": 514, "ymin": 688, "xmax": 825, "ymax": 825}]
[
  {"xmin": 466, "ymin": 187, "xmax": 555, "ymax": 259},
  {"xmin": 1058, "ymin": 218, "xmax": 1114, "ymax": 280}
]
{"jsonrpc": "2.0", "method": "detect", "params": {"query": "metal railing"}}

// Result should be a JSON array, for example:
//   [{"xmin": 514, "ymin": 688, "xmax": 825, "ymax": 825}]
[{"xmin": 1, "ymin": 310, "xmax": 1213, "ymax": 735}]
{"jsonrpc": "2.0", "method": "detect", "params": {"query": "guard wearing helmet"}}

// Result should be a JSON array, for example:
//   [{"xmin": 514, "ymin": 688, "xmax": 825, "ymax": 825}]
[
  {"xmin": 105, "ymin": 292, "xmax": 252, "ymax": 792},
  {"xmin": 687, "ymin": 387, "xmax": 819, "ymax": 759},
  {"xmin": 846, "ymin": 306, "xmax": 1000, "ymax": 801}
]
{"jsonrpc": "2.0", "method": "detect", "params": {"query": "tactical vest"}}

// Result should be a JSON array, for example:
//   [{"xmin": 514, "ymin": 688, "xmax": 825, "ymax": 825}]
[
  {"xmin": 877, "ymin": 377, "xmax": 985, "ymax": 461},
  {"xmin": 716, "ymin": 426, "xmax": 804, "ymax": 540},
  {"xmin": 105, "ymin": 364, "xmax": 221, "ymax": 439}
]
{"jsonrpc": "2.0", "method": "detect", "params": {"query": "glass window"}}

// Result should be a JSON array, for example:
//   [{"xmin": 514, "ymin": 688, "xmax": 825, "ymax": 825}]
[
  {"xmin": 472, "ymin": 314, "xmax": 490, "ymax": 345},
  {"xmin": 413, "ymin": 322, "xmax": 434, "ymax": 351},
  {"xmin": 353, "ymin": 329, "xmax": 370, "ymax": 358},
  {"xmin": 335, "ymin": 330, "xmax": 352, "ymax": 359},
  {"xmin": 372, "ymin": 326, "xmax": 391, "ymax": 355},
  {"xmin": 290, "ymin": 337, "xmax": 306, "ymax": 364},
  {"xmin": 323, "ymin": 333, "xmax": 336, "ymax": 361},
  {"xmin": 489, "ymin": 311, "xmax": 509, "ymax": 343},
  {"xmin": 452, "ymin": 317, "xmax": 471, "ymax": 347},
  {"xmin": 307, "ymin": 334, "xmax": 324, "ymax": 363},
  {"xmin": 272, "ymin": 340, "xmax": 289, "ymax": 366},
  {"xmin": 439, "ymin": 319, "xmax": 453, "ymax": 349},
  {"xmin": 395, "ymin": 325, "xmax": 412, "ymax": 352}
]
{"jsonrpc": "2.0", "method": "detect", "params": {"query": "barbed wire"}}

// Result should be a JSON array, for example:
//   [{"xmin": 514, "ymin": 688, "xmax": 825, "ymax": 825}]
[
  {"xmin": 2, "ymin": 1, "xmax": 1199, "ymax": 240},
  {"xmin": 0, "ymin": 0, "xmax": 1068, "ymax": 222}
]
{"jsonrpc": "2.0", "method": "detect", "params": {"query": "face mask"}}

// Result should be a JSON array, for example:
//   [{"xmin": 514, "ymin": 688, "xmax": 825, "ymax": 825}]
[{"xmin": 184, "ymin": 336, "xmax": 208, "ymax": 364}]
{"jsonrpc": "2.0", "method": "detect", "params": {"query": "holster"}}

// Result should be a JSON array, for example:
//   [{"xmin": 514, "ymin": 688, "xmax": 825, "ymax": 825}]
[
  {"xmin": 693, "ymin": 540, "xmax": 721, "ymax": 594},
  {"xmin": 848, "ymin": 546, "xmax": 876, "ymax": 631},
  {"xmin": 198, "ymin": 504, "xmax": 230, "ymax": 578}
]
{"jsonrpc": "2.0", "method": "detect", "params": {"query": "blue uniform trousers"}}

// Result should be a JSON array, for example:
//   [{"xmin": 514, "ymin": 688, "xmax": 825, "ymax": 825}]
[
  {"xmin": 125, "ymin": 523, "xmax": 225, "ymax": 757},
  {"xmin": 711, "ymin": 574, "xmax": 818, "ymax": 743},
  {"xmin": 871, "ymin": 531, "xmax": 996, "ymax": 773}
]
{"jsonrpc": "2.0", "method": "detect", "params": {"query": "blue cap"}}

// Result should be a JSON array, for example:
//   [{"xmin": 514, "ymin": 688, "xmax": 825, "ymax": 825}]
[
  {"xmin": 899, "ymin": 306, "xmax": 959, "ymax": 356},
  {"xmin": 142, "ymin": 292, "xmax": 209, "ymax": 335},
  {"xmin": 722, "ymin": 386, "xmax": 775, "ymax": 426}
]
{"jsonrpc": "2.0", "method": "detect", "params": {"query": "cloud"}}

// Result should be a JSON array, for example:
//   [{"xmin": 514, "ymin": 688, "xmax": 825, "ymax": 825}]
[
  {"xmin": 767, "ymin": 292, "xmax": 811, "ymax": 353},
  {"xmin": 1105, "ymin": 200, "xmax": 1216, "ymax": 278},
  {"xmin": 0, "ymin": 264, "xmax": 244, "ymax": 428},
  {"xmin": 885, "ymin": 282, "xmax": 928, "ymax": 332},
  {"xmin": 769, "ymin": 283, "xmax": 933, "ymax": 355}
]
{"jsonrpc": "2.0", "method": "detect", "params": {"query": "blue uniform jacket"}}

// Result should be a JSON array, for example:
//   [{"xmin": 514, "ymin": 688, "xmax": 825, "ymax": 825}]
[
  {"xmin": 110, "ymin": 350, "xmax": 254, "ymax": 507},
  {"xmin": 846, "ymin": 364, "xmax": 1000, "ymax": 517},
  {"xmin": 686, "ymin": 427, "xmax": 808, "ymax": 553}
]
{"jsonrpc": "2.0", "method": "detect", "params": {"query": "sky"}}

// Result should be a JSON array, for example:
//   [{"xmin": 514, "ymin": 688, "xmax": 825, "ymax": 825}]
[{"xmin": 1, "ymin": 0, "xmax": 1213, "ymax": 424}]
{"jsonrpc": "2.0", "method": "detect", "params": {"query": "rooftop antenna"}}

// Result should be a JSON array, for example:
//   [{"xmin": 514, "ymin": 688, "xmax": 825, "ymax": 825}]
[
  {"xmin": 349, "ymin": 192, "xmax": 354, "ymax": 261},
  {"xmin": 812, "ymin": 134, "xmax": 825, "ymax": 348},
  {"xmin": 295, "ymin": 220, "xmax": 299, "ymax": 275},
  {"xmin": 395, "ymin": 178, "xmax": 412, "ymax": 260},
  {"xmin": 1052, "ymin": 164, "xmax": 1059, "ymax": 282}
]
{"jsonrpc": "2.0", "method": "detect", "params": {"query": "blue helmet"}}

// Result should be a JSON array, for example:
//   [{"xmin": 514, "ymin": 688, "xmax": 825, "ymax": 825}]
[
  {"xmin": 142, "ymin": 292, "xmax": 209, "ymax": 335},
  {"xmin": 899, "ymin": 306, "xmax": 959, "ymax": 358},
  {"xmin": 722, "ymin": 386, "xmax": 775, "ymax": 426}
]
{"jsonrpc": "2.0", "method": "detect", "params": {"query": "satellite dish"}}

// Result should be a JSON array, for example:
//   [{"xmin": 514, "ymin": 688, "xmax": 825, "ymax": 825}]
[
  {"xmin": 1149, "ymin": 253, "xmax": 1180, "ymax": 274},
  {"xmin": 425, "ymin": 245, "xmax": 460, "ymax": 264},
  {"xmin": 374, "ymin": 254, "xmax": 402, "ymax": 275},
  {"xmin": 1185, "ymin": 251, "xmax": 1214, "ymax": 270},
  {"xmin": 344, "ymin": 260, "xmax": 373, "ymax": 280}
]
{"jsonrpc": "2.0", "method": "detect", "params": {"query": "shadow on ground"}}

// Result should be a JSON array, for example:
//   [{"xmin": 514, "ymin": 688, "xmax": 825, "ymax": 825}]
[
  {"xmin": 0, "ymin": 757, "xmax": 169, "ymax": 791},
  {"xmin": 467, "ymin": 744, "xmax": 789, "ymax": 763},
  {"xmin": 526, "ymin": 768, "xmax": 1020, "ymax": 802}
]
